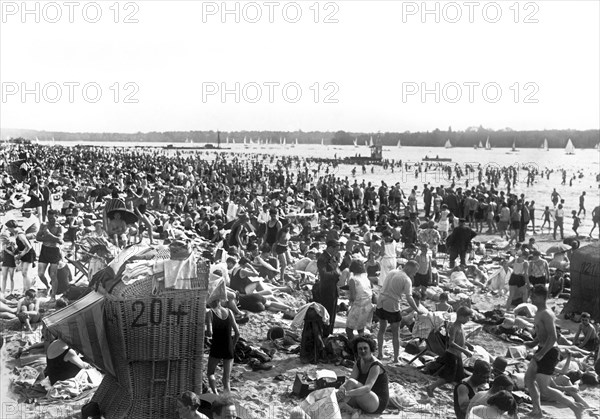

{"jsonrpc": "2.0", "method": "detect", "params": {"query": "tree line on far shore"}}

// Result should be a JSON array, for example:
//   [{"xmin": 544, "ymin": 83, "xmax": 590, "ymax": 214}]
[{"xmin": 3, "ymin": 127, "xmax": 599, "ymax": 148}]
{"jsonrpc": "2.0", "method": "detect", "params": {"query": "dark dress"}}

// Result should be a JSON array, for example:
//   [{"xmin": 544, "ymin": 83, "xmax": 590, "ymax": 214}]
[
  {"xmin": 46, "ymin": 347, "xmax": 82, "ymax": 385},
  {"xmin": 209, "ymin": 309, "xmax": 234, "ymax": 360},
  {"xmin": 314, "ymin": 250, "xmax": 340, "ymax": 337},
  {"xmin": 356, "ymin": 359, "xmax": 389, "ymax": 414}
]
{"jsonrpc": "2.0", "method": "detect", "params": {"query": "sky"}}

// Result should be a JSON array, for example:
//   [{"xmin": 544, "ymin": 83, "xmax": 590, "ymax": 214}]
[{"xmin": 1, "ymin": 0, "xmax": 599, "ymax": 134}]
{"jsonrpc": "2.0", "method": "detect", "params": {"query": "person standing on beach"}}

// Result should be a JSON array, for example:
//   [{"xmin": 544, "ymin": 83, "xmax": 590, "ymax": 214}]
[
  {"xmin": 446, "ymin": 219, "xmax": 477, "ymax": 268},
  {"xmin": 314, "ymin": 240, "xmax": 342, "ymax": 337},
  {"xmin": 36, "ymin": 210, "xmax": 63, "ymax": 299},
  {"xmin": 376, "ymin": 261, "xmax": 421, "ymax": 363},
  {"xmin": 524, "ymin": 285, "xmax": 585, "ymax": 419}
]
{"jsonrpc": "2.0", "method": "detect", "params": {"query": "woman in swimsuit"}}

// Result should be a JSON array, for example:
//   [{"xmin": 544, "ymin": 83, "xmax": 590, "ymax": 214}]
[
  {"xmin": 205, "ymin": 292, "xmax": 239, "ymax": 394},
  {"xmin": 337, "ymin": 336, "xmax": 389, "ymax": 415}
]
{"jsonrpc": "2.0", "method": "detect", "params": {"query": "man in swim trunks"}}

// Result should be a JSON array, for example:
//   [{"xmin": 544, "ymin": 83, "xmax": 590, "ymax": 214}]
[{"xmin": 524, "ymin": 285, "xmax": 584, "ymax": 419}]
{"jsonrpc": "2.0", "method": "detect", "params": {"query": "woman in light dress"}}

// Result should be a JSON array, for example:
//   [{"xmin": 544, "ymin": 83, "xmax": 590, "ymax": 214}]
[{"xmin": 345, "ymin": 259, "xmax": 374, "ymax": 340}]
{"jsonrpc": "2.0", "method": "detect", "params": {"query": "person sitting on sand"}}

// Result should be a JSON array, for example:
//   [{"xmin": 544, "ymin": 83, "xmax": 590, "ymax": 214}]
[
  {"xmin": 465, "ymin": 375, "xmax": 515, "ymax": 418},
  {"xmin": 468, "ymin": 390, "xmax": 518, "ymax": 419},
  {"xmin": 16, "ymin": 289, "xmax": 41, "ymax": 332},
  {"xmin": 177, "ymin": 391, "xmax": 209, "ymax": 419},
  {"xmin": 435, "ymin": 292, "xmax": 453, "ymax": 312},
  {"xmin": 337, "ymin": 336, "xmax": 389, "ymax": 415},
  {"xmin": 426, "ymin": 306, "xmax": 475, "ymax": 397},
  {"xmin": 46, "ymin": 336, "xmax": 93, "ymax": 385},
  {"xmin": 454, "ymin": 360, "xmax": 491, "ymax": 419},
  {"xmin": 486, "ymin": 261, "xmax": 511, "ymax": 296},
  {"xmin": 572, "ymin": 312, "xmax": 599, "ymax": 351}
]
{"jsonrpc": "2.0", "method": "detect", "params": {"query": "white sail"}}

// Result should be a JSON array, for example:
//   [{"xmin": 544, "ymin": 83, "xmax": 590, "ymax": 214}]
[
  {"xmin": 485, "ymin": 137, "xmax": 491, "ymax": 150},
  {"xmin": 295, "ymin": 138, "xmax": 298, "ymax": 146},
  {"xmin": 397, "ymin": 139, "xmax": 401, "ymax": 148},
  {"xmin": 226, "ymin": 137, "xmax": 229, "ymax": 144},
  {"xmin": 512, "ymin": 140, "xmax": 517, "ymax": 151},
  {"xmin": 232, "ymin": 138, "xmax": 236, "ymax": 144},
  {"xmin": 444, "ymin": 139, "xmax": 452, "ymax": 148},
  {"xmin": 478, "ymin": 140, "xmax": 483, "ymax": 148},
  {"xmin": 364, "ymin": 139, "xmax": 368, "ymax": 146},
  {"xmin": 243, "ymin": 137, "xmax": 247, "ymax": 145},
  {"xmin": 369, "ymin": 136, "xmax": 374, "ymax": 147},
  {"xmin": 321, "ymin": 138, "xmax": 324, "ymax": 146},
  {"xmin": 543, "ymin": 138, "xmax": 549, "ymax": 151},
  {"xmin": 565, "ymin": 138, "xmax": 575, "ymax": 155},
  {"xmin": 353, "ymin": 138, "xmax": 358, "ymax": 148}
]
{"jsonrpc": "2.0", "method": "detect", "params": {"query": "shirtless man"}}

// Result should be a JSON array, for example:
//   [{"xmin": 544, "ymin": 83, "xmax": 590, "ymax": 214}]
[
  {"xmin": 36, "ymin": 210, "xmax": 64, "ymax": 299},
  {"xmin": 524, "ymin": 285, "xmax": 585, "ymax": 419}
]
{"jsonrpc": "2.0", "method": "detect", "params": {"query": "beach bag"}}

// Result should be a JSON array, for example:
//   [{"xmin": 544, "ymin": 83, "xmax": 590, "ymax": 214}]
[{"xmin": 300, "ymin": 387, "xmax": 342, "ymax": 419}]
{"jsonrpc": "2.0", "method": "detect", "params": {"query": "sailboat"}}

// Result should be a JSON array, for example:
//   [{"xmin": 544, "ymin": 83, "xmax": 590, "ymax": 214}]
[
  {"xmin": 397, "ymin": 139, "xmax": 401, "ymax": 148},
  {"xmin": 283, "ymin": 137, "xmax": 287, "ymax": 146},
  {"xmin": 485, "ymin": 137, "xmax": 491, "ymax": 150},
  {"xmin": 364, "ymin": 139, "xmax": 368, "ymax": 147},
  {"xmin": 321, "ymin": 138, "xmax": 324, "ymax": 146},
  {"xmin": 565, "ymin": 139, "xmax": 575, "ymax": 155},
  {"xmin": 369, "ymin": 137, "xmax": 374, "ymax": 147},
  {"xmin": 51, "ymin": 137, "xmax": 56, "ymax": 146},
  {"xmin": 353, "ymin": 138, "xmax": 358, "ymax": 148},
  {"xmin": 478, "ymin": 140, "xmax": 483, "ymax": 148},
  {"xmin": 511, "ymin": 140, "xmax": 517, "ymax": 152},
  {"xmin": 292, "ymin": 138, "xmax": 297, "ymax": 147},
  {"xmin": 232, "ymin": 138, "xmax": 236, "ymax": 144},
  {"xmin": 543, "ymin": 138, "xmax": 549, "ymax": 151},
  {"xmin": 444, "ymin": 139, "xmax": 452, "ymax": 148},
  {"xmin": 243, "ymin": 137, "xmax": 248, "ymax": 147}
]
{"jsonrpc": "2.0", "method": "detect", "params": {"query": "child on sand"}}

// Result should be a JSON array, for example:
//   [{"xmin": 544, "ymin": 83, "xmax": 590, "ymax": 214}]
[
  {"xmin": 16, "ymin": 289, "xmax": 40, "ymax": 332},
  {"xmin": 435, "ymin": 292, "xmax": 453, "ymax": 312},
  {"xmin": 426, "ymin": 306, "xmax": 474, "ymax": 397}
]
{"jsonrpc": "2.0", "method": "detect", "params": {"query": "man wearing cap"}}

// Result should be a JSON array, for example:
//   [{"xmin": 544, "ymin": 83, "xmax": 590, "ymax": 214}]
[
  {"xmin": 36, "ymin": 210, "xmax": 63, "ymax": 299},
  {"xmin": 314, "ymin": 240, "xmax": 342, "ymax": 337},
  {"xmin": 446, "ymin": 218, "xmax": 477, "ymax": 268}
]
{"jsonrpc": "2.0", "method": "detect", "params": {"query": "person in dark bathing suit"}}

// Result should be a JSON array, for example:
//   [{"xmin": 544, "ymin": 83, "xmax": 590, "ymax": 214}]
[
  {"xmin": 337, "ymin": 336, "xmax": 389, "ymax": 415},
  {"xmin": 205, "ymin": 291, "xmax": 239, "ymax": 394}
]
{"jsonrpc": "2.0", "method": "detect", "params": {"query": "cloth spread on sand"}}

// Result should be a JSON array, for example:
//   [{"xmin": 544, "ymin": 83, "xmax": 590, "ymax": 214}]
[{"xmin": 46, "ymin": 369, "xmax": 103, "ymax": 400}]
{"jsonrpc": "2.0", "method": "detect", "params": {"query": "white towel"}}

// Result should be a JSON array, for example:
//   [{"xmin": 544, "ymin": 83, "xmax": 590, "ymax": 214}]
[{"xmin": 164, "ymin": 254, "xmax": 196, "ymax": 289}]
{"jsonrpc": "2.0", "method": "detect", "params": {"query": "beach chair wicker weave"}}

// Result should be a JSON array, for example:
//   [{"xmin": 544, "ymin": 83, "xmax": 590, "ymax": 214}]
[{"xmin": 91, "ymin": 257, "xmax": 209, "ymax": 419}]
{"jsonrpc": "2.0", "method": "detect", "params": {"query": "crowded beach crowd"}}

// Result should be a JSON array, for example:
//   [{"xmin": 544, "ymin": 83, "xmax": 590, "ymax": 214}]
[{"xmin": 0, "ymin": 143, "xmax": 599, "ymax": 419}]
